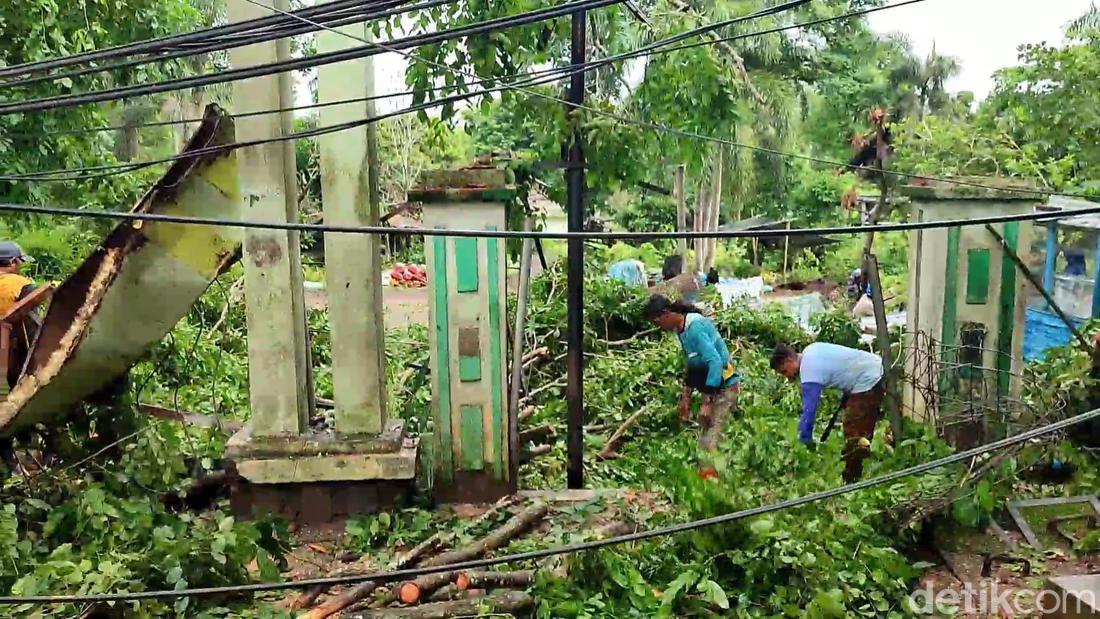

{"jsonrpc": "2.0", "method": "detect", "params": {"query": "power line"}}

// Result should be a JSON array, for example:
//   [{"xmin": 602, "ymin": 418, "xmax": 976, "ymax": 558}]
[
  {"xmin": 252, "ymin": 0, "xmax": 1091, "ymax": 202},
  {"xmin": 2, "ymin": 0, "xmax": 1075, "ymax": 203},
  {"xmin": 0, "ymin": 0, "xmax": 435, "ymax": 91},
  {"xmin": 3, "ymin": 405, "xmax": 1097, "ymax": 604},
  {"xmin": 0, "ymin": 0, "xmax": 811, "ymax": 180},
  {"xmin": 0, "ymin": 0, "xmax": 399, "ymax": 79},
  {"xmin": 12, "ymin": 0, "xmax": 931, "ymax": 139},
  {"xmin": 0, "ymin": 201, "xmax": 1095, "ymax": 241},
  {"xmin": 0, "ymin": 0, "xmax": 626, "ymax": 116}
]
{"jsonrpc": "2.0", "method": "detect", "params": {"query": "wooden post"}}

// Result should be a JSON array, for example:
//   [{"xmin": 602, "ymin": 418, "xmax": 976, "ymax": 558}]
[
  {"xmin": 675, "ymin": 165, "xmax": 686, "ymax": 273},
  {"xmin": 229, "ymin": 0, "xmax": 312, "ymax": 436},
  {"xmin": 317, "ymin": 24, "xmax": 388, "ymax": 434},
  {"xmin": 782, "ymin": 221, "xmax": 791, "ymax": 279},
  {"xmin": 863, "ymin": 109, "xmax": 902, "ymax": 443}
]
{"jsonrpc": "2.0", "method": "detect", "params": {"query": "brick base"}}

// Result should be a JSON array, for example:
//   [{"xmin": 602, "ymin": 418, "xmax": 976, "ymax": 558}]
[{"xmin": 230, "ymin": 479, "xmax": 415, "ymax": 528}]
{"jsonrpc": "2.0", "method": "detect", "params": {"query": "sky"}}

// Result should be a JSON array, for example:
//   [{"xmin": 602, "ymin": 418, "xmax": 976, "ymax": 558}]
[{"xmin": 867, "ymin": 0, "xmax": 1095, "ymax": 99}]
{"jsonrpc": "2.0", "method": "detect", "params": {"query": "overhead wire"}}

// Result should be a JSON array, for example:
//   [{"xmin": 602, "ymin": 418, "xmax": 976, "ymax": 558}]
[
  {"xmin": 12, "ymin": 0, "xmax": 932, "ymax": 140},
  {"xmin": 0, "ymin": 0, "xmax": 402, "ymax": 79},
  {"xmin": 0, "ymin": 0, "xmax": 627, "ymax": 116},
  {"xmin": 0, "ymin": 0, "xmax": 435, "ymax": 91},
  {"xmin": 2, "ymin": 405, "xmax": 1097, "ymax": 604},
  {"xmin": 0, "ymin": 0, "xmax": 822, "ymax": 181},
  {"xmin": 0, "ymin": 201, "xmax": 1096, "ymax": 241}
]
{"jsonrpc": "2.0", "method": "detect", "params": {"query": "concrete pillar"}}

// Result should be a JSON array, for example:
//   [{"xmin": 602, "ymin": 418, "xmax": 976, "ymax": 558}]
[
  {"xmin": 317, "ymin": 25, "xmax": 388, "ymax": 435},
  {"xmin": 901, "ymin": 180, "xmax": 1042, "ymax": 434},
  {"xmin": 410, "ymin": 167, "xmax": 514, "ymax": 502},
  {"xmin": 225, "ymin": 2, "xmax": 418, "ymax": 527},
  {"xmin": 227, "ymin": 0, "xmax": 311, "ymax": 436}
]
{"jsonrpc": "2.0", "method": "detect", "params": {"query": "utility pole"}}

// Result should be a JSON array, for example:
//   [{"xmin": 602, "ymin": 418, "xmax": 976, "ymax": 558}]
[
  {"xmin": 566, "ymin": 8, "xmax": 587, "ymax": 489},
  {"xmin": 675, "ymin": 165, "xmax": 686, "ymax": 272}
]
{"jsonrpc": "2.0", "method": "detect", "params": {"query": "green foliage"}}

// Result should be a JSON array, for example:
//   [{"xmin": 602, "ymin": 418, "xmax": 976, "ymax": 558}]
[
  {"xmin": 0, "ymin": 0, "xmax": 206, "ymax": 213},
  {"xmin": 811, "ymin": 310, "xmax": 862, "ymax": 348},
  {"xmin": 984, "ymin": 25, "xmax": 1100, "ymax": 190}
]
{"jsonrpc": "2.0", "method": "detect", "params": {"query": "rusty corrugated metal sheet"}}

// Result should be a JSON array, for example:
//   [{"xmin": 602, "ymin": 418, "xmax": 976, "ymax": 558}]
[{"xmin": 0, "ymin": 105, "xmax": 243, "ymax": 435}]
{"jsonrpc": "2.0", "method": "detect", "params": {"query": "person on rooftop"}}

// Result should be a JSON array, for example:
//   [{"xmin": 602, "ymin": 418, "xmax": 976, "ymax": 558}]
[
  {"xmin": 770, "ymin": 341, "xmax": 885, "ymax": 483},
  {"xmin": 646, "ymin": 294, "xmax": 740, "ymax": 480}
]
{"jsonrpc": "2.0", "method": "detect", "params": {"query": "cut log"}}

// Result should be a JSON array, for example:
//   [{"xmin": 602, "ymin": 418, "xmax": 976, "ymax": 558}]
[
  {"xmin": 394, "ymin": 572, "xmax": 456, "ymax": 606},
  {"xmin": 454, "ymin": 570, "xmax": 534, "ymax": 591},
  {"xmin": 301, "ymin": 581, "xmax": 380, "ymax": 619},
  {"xmin": 348, "ymin": 590, "xmax": 534, "ymax": 619},
  {"xmin": 426, "ymin": 584, "xmax": 483, "ymax": 603},
  {"xmin": 520, "ymin": 444, "xmax": 552, "ymax": 463},
  {"xmin": 519, "ymin": 424, "xmax": 555, "ymax": 445},
  {"xmin": 597, "ymin": 408, "xmax": 647, "ymax": 460},
  {"xmin": 422, "ymin": 502, "xmax": 549, "ymax": 568},
  {"xmin": 296, "ymin": 497, "xmax": 518, "ymax": 612}
]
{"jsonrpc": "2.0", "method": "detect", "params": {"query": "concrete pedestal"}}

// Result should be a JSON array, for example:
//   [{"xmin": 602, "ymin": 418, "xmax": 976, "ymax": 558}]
[
  {"xmin": 226, "ymin": 7, "xmax": 417, "ymax": 523},
  {"xmin": 410, "ymin": 166, "xmax": 515, "ymax": 502}
]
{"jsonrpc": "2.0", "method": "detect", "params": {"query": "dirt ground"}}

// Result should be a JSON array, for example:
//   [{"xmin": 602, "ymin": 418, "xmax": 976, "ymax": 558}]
[{"xmin": 305, "ymin": 286, "xmax": 430, "ymax": 330}]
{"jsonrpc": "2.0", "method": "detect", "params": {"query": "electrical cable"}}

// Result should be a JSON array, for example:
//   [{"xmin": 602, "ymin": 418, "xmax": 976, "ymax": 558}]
[
  {"xmin": 1, "ymin": 0, "xmax": 1079, "ymax": 202},
  {"xmin": 0, "ymin": 0, "xmax": 399, "ymax": 79},
  {"xmin": 0, "ymin": 0, "xmax": 814, "ymax": 180},
  {"xmin": 10, "ymin": 0, "xmax": 930, "ymax": 139},
  {"xmin": 220, "ymin": 0, "xmax": 1089, "ymax": 203},
  {"xmin": 0, "ymin": 0, "xmax": 627, "ymax": 116},
  {"xmin": 0, "ymin": 0, "xmax": 431, "ymax": 91},
  {"xmin": 0, "ymin": 201, "xmax": 1095, "ymax": 241},
  {"xmin": 2, "ymin": 405, "xmax": 1097, "ymax": 604}
]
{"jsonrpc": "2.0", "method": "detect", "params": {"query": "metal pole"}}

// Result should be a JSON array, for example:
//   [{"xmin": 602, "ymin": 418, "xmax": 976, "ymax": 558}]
[
  {"xmin": 508, "ymin": 218, "xmax": 535, "ymax": 488},
  {"xmin": 985, "ymin": 224, "xmax": 1091, "ymax": 351},
  {"xmin": 1044, "ymin": 222, "xmax": 1058, "ymax": 297},
  {"xmin": 675, "ymin": 164, "xmax": 686, "ymax": 272},
  {"xmin": 1092, "ymin": 231, "xmax": 1100, "ymax": 319},
  {"xmin": 565, "ymin": 8, "xmax": 587, "ymax": 489}
]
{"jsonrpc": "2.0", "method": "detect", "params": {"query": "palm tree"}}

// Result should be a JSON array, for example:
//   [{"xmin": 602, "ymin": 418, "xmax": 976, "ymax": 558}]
[
  {"xmin": 1067, "ymin": 3, "xmax": 1100, "ymax": 38},
  {"xmin": 888, "ymin": 43, "xmax": 961, "ymax": 120}
]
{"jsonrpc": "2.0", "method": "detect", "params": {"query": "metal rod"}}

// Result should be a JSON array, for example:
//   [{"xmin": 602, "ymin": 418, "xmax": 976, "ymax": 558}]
[
  {"xmin": 508, "ymin": 218, "xmax": 535, "ymax": 487},
  {"xmin": 565, "ymin": 8, "xmax": 587, "ymax": 489},
  {"xmin": 1044, "ymin": 222, "xmax": 1058, "ymax": 297},
  {"xmin": 985, "ymin": 224, "xmax": 1091, "ymax": 351},
  {"xmin": 1092, "ymin": 231, "xmax": 1100, "ymax": 319}
]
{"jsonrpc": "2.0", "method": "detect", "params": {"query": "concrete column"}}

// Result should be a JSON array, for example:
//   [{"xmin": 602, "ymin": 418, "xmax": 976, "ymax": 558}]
[
  {"xmin": 411, "ymin": 167, "xmax": 514, "ymax": 502},
  {"xmin": 228, "ymin": 0, "xmax": 311, "ymax": 436},
  {"xmin": 317, "ymin": 25, "xmax": 388, "ymax": 435}
]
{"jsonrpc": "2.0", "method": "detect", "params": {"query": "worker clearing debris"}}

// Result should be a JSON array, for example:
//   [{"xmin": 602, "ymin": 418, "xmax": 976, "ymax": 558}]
[
  {"xmin": 0, "ymin": 242, "xmax": 40, "ymax": 387},
  {"xmin": 650, "ymin": 255, "xmax": 718, "ymax": 306},
  {"xmin": 770, "ymin": 341, "xmax": 885, "ymax": 483},
  {"xmin": 645, "ymin": 294, "xmax": 739, "ymax": 480}
]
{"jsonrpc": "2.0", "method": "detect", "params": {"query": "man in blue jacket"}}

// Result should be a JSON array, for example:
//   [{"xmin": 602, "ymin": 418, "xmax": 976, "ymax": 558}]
[
  {"xmin": 770, "ymin": 342, "xmax": 885, "ymax": 482},
  {"xmin": 646, "ymin": 294, "xmax": 740, "ymax": 479}
]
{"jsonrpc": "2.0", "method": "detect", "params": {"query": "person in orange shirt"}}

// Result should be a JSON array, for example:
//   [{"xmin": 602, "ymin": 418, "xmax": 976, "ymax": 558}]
[{"xmin": 0, "ymin": 241, "xmax": 36, "ymax": 315}]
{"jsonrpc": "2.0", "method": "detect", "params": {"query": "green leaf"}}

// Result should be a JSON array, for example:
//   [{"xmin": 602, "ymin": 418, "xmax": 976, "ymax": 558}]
[{"xmin": 697, "ymin": 579, "xmax": 730, "ymax": 610}]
